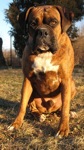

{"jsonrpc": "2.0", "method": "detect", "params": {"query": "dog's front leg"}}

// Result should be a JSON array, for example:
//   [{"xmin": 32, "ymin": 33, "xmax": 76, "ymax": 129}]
[
  {"xmin": 57, "ymin": 78, "xmax": 71, "ymax": 137},
  {"xmin": 8, "ymin": 77, "xmax": 33, "ymax": 130}
]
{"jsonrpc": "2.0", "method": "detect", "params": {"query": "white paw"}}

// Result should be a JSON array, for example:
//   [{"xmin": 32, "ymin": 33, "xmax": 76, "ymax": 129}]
[
  {"xmin": 39, "ymin": 114, "xmax": 46, "ymax": 122},
  {"xmin": 7, "ymin": 125, "xmax": 14, "ymax": 131},
  {"xmin": 55, "ymin": 131, "xmax": 62, "ymax": 139},
  {"xmin": 70, "ymin": 111, "xmax": 78, "ymax": 118}
]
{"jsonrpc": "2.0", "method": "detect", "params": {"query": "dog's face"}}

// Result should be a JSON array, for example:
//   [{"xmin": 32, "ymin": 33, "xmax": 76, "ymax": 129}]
[
  {"xmin": 27, "ymin": 6, "xmax": 61, "ymax": 54},
  {"xmin": 19, "ymin": 5, "xmax": 74, "ymax": 54}
]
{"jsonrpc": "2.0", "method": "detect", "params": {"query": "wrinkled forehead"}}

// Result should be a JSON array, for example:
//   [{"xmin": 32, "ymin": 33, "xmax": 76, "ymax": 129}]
[{"xmin": 28, "ymin": 6, "xmax": 61, "ymax": 21}]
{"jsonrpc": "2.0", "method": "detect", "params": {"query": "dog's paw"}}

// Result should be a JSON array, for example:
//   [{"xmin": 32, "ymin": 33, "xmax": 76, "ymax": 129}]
[
  {"xmin": 56, "ymin": 128, "xmax": 69, "ymax": 138},
  {"xmin": 7, "ymin": 125, "xmax": 15, "ymax": 131},
  {"xmin": 55, "ymin": 121, "xmax": 69, "ymax": 138},
  {"xmin": 7, "ymin": 119, "xmax": 23, "ymax": 131},
  {"xmin": 39, "ymin": 114, "xmax": 46, "ymax": 122}
]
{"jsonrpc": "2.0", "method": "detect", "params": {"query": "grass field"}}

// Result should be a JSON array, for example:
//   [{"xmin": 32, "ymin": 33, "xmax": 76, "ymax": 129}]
[{"xmin": 0, "ymin": 67, "xmax": 84, "ymax": 150}]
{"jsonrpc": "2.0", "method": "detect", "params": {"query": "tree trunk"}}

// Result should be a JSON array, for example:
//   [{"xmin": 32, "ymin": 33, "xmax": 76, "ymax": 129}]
[{"xmin": 0, "ymin": 37, "xmax": 7, "ymax": 68}]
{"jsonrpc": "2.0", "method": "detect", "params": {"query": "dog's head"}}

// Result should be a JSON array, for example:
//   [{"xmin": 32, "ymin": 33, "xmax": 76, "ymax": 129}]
[{"xmin": 18, "ymin": 5, "xmax": 74, "ymax": 54}]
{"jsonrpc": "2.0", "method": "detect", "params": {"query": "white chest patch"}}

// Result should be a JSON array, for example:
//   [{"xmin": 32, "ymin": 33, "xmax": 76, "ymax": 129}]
[{"xmin": 32, "ymin": 52, "xmax": 59, "ymax": 73}]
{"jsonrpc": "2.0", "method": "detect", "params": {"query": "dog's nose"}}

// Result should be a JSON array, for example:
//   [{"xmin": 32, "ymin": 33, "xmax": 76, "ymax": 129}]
[{"xmin": 36, "ymin": 28, "xmax": 49, "ymax": 37}]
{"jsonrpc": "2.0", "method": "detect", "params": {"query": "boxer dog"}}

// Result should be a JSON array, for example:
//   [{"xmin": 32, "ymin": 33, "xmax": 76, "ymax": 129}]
[{"xmin": 8, "ymin": 5, "xmax": 76, "ymax": 137}]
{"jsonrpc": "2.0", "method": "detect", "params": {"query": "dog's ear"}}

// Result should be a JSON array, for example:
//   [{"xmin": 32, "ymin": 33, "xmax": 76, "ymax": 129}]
[
  {"xmin": 55, "ymin": 6, "xmax": 74, "ymax": 32},
  {"xmin": 25, "ymin": 7, "xmax": 34, "ymax": 22},
  {"xmin": 17, "ymin": 7, "xmax": 34, "ymax": 31}
]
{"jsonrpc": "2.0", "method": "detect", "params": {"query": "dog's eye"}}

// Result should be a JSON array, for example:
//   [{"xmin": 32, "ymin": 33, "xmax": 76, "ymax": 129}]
[
  {"xmin": 30, "ymin": 21, "xmax": 37, "ymax": 28},
  {"xmin": 49, "ymin": 20, "xmax": 58, "ymax": 27}
]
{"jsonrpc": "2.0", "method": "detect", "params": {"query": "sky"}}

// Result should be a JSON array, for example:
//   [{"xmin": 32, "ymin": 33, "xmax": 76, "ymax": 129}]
[
  {"xmin": 0, "ymin": 0, "xmax": 13, "ymax": 50},
  {"xmin": 0, "ymin": 1, "xmax": 84, "ymax": 50}
]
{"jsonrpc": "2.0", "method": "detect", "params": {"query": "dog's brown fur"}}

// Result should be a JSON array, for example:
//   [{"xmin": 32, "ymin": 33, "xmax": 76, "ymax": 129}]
[{"xmin": 9, "ymin": 5, "xmax": 76, "ymax": 137}]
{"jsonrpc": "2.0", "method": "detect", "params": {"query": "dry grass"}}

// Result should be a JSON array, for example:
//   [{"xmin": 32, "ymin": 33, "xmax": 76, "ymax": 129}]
[{"xmin": 0, "ymin": 67, "xmax": 84, "ymax": 150}]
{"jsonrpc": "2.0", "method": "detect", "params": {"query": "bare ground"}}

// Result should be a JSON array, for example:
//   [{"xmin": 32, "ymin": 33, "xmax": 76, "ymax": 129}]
[{"xmin": 0, "ymin": 67, "xmax": 84, "ymax": 150}]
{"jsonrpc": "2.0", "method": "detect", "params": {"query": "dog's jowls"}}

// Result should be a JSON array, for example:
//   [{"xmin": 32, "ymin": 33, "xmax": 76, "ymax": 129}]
[{"xmin": 8, "ymin": 5, "xmax": 76, "ymax": 137}]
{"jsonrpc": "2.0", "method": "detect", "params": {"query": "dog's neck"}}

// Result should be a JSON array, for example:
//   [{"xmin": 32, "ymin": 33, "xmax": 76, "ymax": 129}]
[{"xmin": 32, "ymin": 52, "xmax": 59, "ymax": 74}]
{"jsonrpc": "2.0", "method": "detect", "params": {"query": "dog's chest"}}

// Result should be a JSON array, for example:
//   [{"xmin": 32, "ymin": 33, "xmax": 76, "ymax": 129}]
[
  {"xmin": 32, "ymin": 52, "xmax": 59, "ymax": 73},
  {"xmin": 30, "ymin": 52, "xmax": 60, "ymax": 94}
]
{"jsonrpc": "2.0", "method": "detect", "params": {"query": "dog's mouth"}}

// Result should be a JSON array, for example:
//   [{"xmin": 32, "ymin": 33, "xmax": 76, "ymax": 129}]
[
  {"xmin": 32, "ymin": 41, "xmax": 57, "ymax": 54},
  {"xmin": 34, "ymin": 46, "xmax": 54, "ymax": 55},
  {"xmin": 32, "ymin": 43, "xmax": 51, "ymax": 54},
  {"xmin": 37, "ymin": 45, "xmax": 50, "ymax": 53},
  {"xmin": 32, "ymin": 45, "xmax": 56, "ymax": 55}
]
